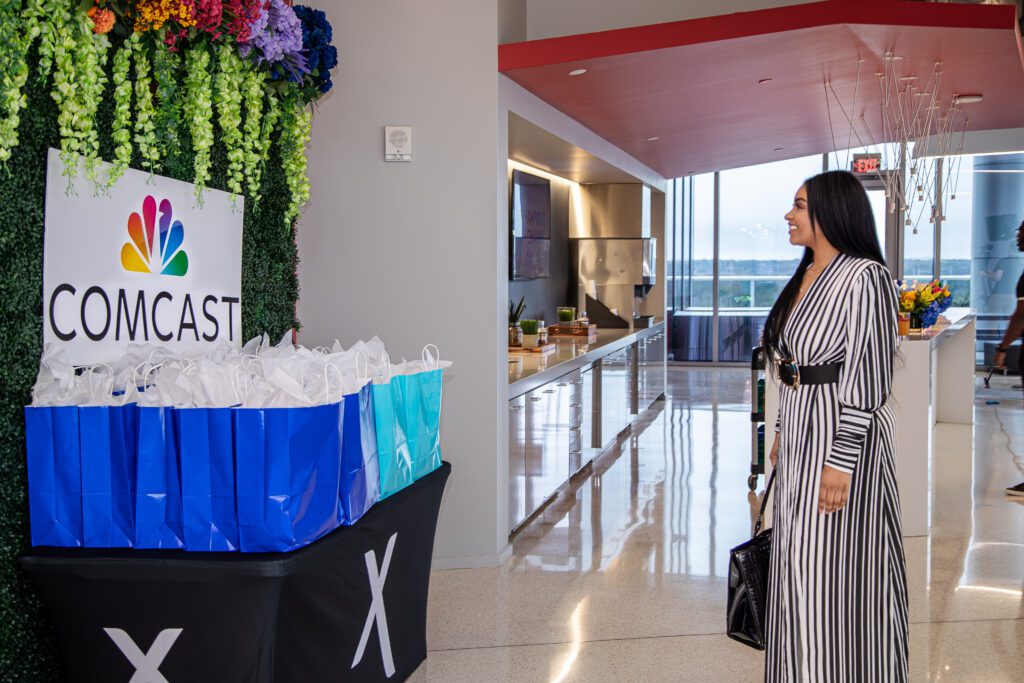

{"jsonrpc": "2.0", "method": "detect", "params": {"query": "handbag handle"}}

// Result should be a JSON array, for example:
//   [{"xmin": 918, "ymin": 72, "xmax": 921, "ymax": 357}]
[{"xmin": 752, "ymin": 468, "xmax": 777, "ymax": 537}]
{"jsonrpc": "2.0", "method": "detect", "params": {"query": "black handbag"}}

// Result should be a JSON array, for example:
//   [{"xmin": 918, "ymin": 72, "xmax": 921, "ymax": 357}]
[{"xmin": 726, "ymin": 469, "xmax": 775, "ymax": 650}]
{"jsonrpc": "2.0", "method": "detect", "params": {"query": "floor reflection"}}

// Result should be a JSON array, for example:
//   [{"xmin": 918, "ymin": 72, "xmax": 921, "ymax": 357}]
[{"xmin": 511, "ymin": 367, "xmax": 763, "ymax": 579}]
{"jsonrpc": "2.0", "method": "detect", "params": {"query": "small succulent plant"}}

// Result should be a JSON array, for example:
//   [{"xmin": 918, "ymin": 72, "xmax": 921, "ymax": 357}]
[{"xmin": 509, "ymin": 296, "xmax": 526, "ymax": 324}]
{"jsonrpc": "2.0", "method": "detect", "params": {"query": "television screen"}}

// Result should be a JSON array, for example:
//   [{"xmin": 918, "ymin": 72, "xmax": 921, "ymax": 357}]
[{"xmin": 510, "ymin": 169, "xmax": 551, "ymax": 279}]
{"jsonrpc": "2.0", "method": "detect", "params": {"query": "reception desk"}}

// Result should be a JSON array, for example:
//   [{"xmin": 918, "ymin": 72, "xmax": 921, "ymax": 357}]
[
  {"xmin": 508, "ymin": 322, "xmax": 667, "ymax": 533},
  {"xmin": 764, "ymin": 309, "xmax": 976, "ymax": 536}
]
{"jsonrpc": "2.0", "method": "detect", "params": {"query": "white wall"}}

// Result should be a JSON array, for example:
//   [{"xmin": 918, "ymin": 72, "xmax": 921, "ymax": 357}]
[
  {"xmin": 499, "ymin": 0, "xmax": 527, "ymax": 43},
  {"xmin": 523, "ymin": 0, "xmax": 818, "ymax": 41},
  {"xmin": 297, "ymin": 0, "xmax": 506, "ymax": 567}
]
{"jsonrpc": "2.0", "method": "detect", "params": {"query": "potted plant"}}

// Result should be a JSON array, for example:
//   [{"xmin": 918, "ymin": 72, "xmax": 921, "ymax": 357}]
[
  {"xmin": 556, "ymin": 307, "xmax": 576, "ymax": 324},
  {"xmin": 509, "ymin": 296, "xmax": 525, "ymax": 347},
  {"xmin": 520, "ymin": 319, "xmax": 539, "ymax": 348}
]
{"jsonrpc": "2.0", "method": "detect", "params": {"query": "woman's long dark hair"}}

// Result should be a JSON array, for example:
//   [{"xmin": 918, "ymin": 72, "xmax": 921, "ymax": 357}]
[{"xmin": 762, "ymin": 170, "xmax": 886, "ymax": 364}]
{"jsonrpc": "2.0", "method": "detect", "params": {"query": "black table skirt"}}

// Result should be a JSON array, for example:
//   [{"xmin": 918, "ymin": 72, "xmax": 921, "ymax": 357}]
[{"xmin": 20, "ymin": 462, "xmax": 451, "ymax": 683}]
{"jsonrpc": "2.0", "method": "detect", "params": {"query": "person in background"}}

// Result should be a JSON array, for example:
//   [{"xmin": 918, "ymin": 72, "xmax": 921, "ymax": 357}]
[{"xmin": 993, "ymin": 219, "xmax": 1024, "ymax": 498}]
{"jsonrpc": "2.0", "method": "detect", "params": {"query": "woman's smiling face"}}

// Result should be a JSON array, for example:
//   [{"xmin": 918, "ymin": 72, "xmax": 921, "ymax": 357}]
[{"xmin": 784, "ymin": 185, "xmax": 815, "ymax": 248}]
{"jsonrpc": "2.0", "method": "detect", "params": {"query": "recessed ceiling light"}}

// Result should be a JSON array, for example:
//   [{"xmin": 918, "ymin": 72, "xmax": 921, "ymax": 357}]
[
  {"xmin": 647, "ymin": 136, "xmax": 659, "ymax": 141},
  {"xmin": 758, "ymin": 78, "xmax": 773, "ymax": 85},
  {"xmin": 569, "ymin": 69, "xmax": 587, "ymax": 77},
  {"xmin": 953, "ymin": 93, "xmax": 983, "ymax": 105}
]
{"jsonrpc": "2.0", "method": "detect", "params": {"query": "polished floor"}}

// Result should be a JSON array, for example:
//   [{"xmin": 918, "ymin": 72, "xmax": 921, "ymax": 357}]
[{"xmin": 410, "ymin": 367, "xmax": 1024, "ymax": 682}]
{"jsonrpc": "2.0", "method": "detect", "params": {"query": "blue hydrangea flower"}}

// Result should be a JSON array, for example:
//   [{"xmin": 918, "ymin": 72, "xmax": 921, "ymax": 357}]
[{"xmin": 293, "ymin": 5, "xmax": 339, "ymax": 95}]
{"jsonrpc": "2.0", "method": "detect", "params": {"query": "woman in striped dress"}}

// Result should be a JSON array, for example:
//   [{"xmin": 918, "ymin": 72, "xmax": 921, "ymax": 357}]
[{"xmin": 761, "ymin": 171, "xmax": 908, "ymax": 681}]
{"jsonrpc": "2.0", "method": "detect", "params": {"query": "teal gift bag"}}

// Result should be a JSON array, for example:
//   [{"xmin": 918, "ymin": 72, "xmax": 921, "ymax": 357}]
[
  {"xmin": 398, "ymin": 367, "xmax": 443, "ymax": 481},
  {"xmin": 372, "ymin": 380, "xmax": 413, "ymax": 499},
  {"xmin": 373, "ymin": 347, "xmax": 443, "ymax": 498}
]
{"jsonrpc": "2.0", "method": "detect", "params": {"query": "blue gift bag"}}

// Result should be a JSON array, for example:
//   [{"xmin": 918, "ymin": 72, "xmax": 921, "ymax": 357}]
[
  {"xmin": 134, "ymin": 406, "xmax": 184, "ymax": 549},
  {"xmin": 80, "ymin": 404, "xmax": 138, "ymax": 548},
  {"xmin": 24, "ymin": 406, "xmax": 83, "ymax": 547},
  {"xmin": 234, "ymin": 401, "xmax": 345, "ymax": 552},
  {"xmin": 177, "ymin": 407, "xmax": 239, "ymax": 551},
  {"xmin": 400, "ymin": 368, "xmax": 443, "ymax": 481},
  {"xmin": 339, "ymin": 383, "xmax": 380, "ymax": 525},
  {"xmin": 372, "ymin": 382, "xmax": 413, "ymax": 499}
]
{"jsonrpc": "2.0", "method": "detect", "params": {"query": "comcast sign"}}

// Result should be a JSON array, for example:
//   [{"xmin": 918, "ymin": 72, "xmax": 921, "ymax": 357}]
[{"xmin": 42, "ymin": 149, "xmax": 243, "ymax": 364}]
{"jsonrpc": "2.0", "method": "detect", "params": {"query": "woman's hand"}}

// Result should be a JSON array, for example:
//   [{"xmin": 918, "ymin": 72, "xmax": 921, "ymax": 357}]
[
  {"xmin": 818, "ymin": 465, "xmax": 851, "ymax": 514},
  {"xmin": 769, "ymin": 433, "xmax": 780, "ymax": 468}
]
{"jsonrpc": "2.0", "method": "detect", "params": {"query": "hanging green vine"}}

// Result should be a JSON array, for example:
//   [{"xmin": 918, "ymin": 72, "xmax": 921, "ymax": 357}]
[
  {"xmin": 241, "ymin": 66, "xmax": 264, "ymax": 202},
  {"xmin": 214, "ymin": 42, "xmax": 245, "ymax": 200},
  {"xmin": 0, "ymin": 0, "xmax": 37, "ymax": 165},
  {"xmin": 75, "ymin": 13, "xmax": 109, "ymax": 187},
  {"xmin": 184, "ymin": 43, "xmax": 213, "ymax": 203},
  {"xmin": 27, "ymin": 0, "xmax": 57, "ymax": 84},
  {"xmin": 280, "ymin": 91, "xmax": 311, "ymax": 229},
  {"xmin": 132, "ymin": 35, "xmax": 160, "ymax": 173},
  {"xmin": 49, "ymin": 2, "xmax": 77, "ymax": 184},
  {"xmin": 108, "ymin": 42, "xmax": 132, "ymax": 188}
]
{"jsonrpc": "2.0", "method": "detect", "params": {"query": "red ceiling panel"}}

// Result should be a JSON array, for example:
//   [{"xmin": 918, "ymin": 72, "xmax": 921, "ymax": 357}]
[{"xmin": 500, "ymin": 1, "xmax": 1024, "ymax": 177}]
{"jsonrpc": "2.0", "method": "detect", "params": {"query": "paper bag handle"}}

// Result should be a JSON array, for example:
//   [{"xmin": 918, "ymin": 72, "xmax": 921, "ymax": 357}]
[
  {"xmin": 422, "ymin": 344, "xmax": 439, "ymax": 371},
  {"xmin": 324, "ymin": 362, "xmax": 343, "ymax": 404}
]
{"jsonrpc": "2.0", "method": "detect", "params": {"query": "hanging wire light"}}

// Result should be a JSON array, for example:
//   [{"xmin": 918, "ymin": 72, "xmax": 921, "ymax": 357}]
[{"xmin": 824, "ymin": 54, "xmax": 970, "ymax": 235}]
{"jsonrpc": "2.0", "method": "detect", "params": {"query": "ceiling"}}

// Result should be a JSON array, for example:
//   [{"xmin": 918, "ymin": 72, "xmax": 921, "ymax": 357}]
[
  {"xmin": 499, "ymin": 0, "xmax": 1024, "ymax": 178},
  {"xmin": 508, "ymin": 113, "xmax": 642, "ymax": 184}
]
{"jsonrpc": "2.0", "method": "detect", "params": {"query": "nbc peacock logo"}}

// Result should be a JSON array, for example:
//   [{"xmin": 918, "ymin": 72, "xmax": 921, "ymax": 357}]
[{"xmin": 120, "ymin": 195, "xmax": 189, "ymax": 276}]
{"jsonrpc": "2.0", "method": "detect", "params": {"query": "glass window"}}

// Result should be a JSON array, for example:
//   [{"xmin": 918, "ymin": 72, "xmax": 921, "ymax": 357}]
[
  {"xmin": 717, "ymin": 154, "xmax": 823, "ymax": 361},
  {"xmin": 690, "ymin": 173, "xmax": 715, "ymax": 311},
  {"xmin": 940, "ymin": 155, "xmax": 972, "ymax": 307},
  {"xmin": 670, "ymin": 174, "xmax": 715, "ymax": 362},
  {"xmin": 956, "ymin": 153, "xmax": 1024, "ymax": 364},
  {"xmin": 903, "ymin": 158, "xmax": 935, "ymax": 281}
]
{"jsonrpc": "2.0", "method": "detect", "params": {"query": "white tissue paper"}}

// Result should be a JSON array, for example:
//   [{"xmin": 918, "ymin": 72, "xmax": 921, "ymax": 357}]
[{"xmin": 31, "ymin": 337, "xmax": 450, "ymax": 409}]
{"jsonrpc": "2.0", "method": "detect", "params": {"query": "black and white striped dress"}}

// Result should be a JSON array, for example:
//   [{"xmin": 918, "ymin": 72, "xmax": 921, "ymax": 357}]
[{"xmin": 766, "ymin": 254, "xmax": 909, "ymax": 681}]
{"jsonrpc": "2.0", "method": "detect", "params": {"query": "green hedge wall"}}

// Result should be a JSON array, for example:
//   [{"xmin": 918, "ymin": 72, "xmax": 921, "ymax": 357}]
[{"xmin": 0, "ymin": 42, "xmax": 300, "ymax": 679}]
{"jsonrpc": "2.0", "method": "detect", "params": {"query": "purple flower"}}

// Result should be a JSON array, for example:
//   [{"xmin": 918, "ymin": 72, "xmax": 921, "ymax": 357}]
[{"xmin": 240, "ymin": 0, "xmax": 305, "ymax": 66}]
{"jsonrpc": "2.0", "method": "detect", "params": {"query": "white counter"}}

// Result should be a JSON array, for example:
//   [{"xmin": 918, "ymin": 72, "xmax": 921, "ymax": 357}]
[
  {"xmin": 509, "ymin": 321, "xmax": 665, "ymax": 398},
  {"xmin": 764, "ymin": 308, "xmax": 976, "ymax": 536}
]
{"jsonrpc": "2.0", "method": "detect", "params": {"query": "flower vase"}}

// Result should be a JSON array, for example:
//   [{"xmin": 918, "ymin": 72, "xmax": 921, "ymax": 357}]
[
  {"xmin": 897, "ymin": 312, "xmax": 911, "ymax": 337},
  {"xmin": 509, "ymin": 323, "xmax": 523, "ymax": 347},
  {"xmin": 909, "ymin": 315, "xmax": 925, "ymax": 337}
]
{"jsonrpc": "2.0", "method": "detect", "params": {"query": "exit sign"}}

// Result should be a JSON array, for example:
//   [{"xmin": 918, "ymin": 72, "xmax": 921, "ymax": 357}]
[{"xmin": 851, "ymin": 153, "xmax": 883, "ymax": 174}]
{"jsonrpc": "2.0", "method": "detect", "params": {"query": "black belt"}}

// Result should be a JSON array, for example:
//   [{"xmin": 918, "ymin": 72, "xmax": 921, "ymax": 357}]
[{"xmin": 778, "ymin": 361, "xmax": 842, "ymax": 389}]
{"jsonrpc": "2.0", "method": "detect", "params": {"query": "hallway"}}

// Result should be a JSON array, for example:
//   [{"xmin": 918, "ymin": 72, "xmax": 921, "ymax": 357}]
[{"xmin": 412, "ymin": 367, "xmax": 1024, "ymax": 682}]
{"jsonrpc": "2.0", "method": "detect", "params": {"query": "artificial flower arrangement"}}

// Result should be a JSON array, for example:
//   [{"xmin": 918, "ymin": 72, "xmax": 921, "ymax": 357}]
[
  {"xmin": 897, "ymin": 280, "xmax": 953, "ymax": 329},
  {"xmin": 0, "ymin": 0, "xmax": 339, "ymax": 225}
]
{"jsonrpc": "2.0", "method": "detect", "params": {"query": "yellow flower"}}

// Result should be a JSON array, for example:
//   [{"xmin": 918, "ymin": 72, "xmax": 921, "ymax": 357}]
[{"xmin": 135, "ymin": 0, "xmax": 197, "ymax": 33}]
